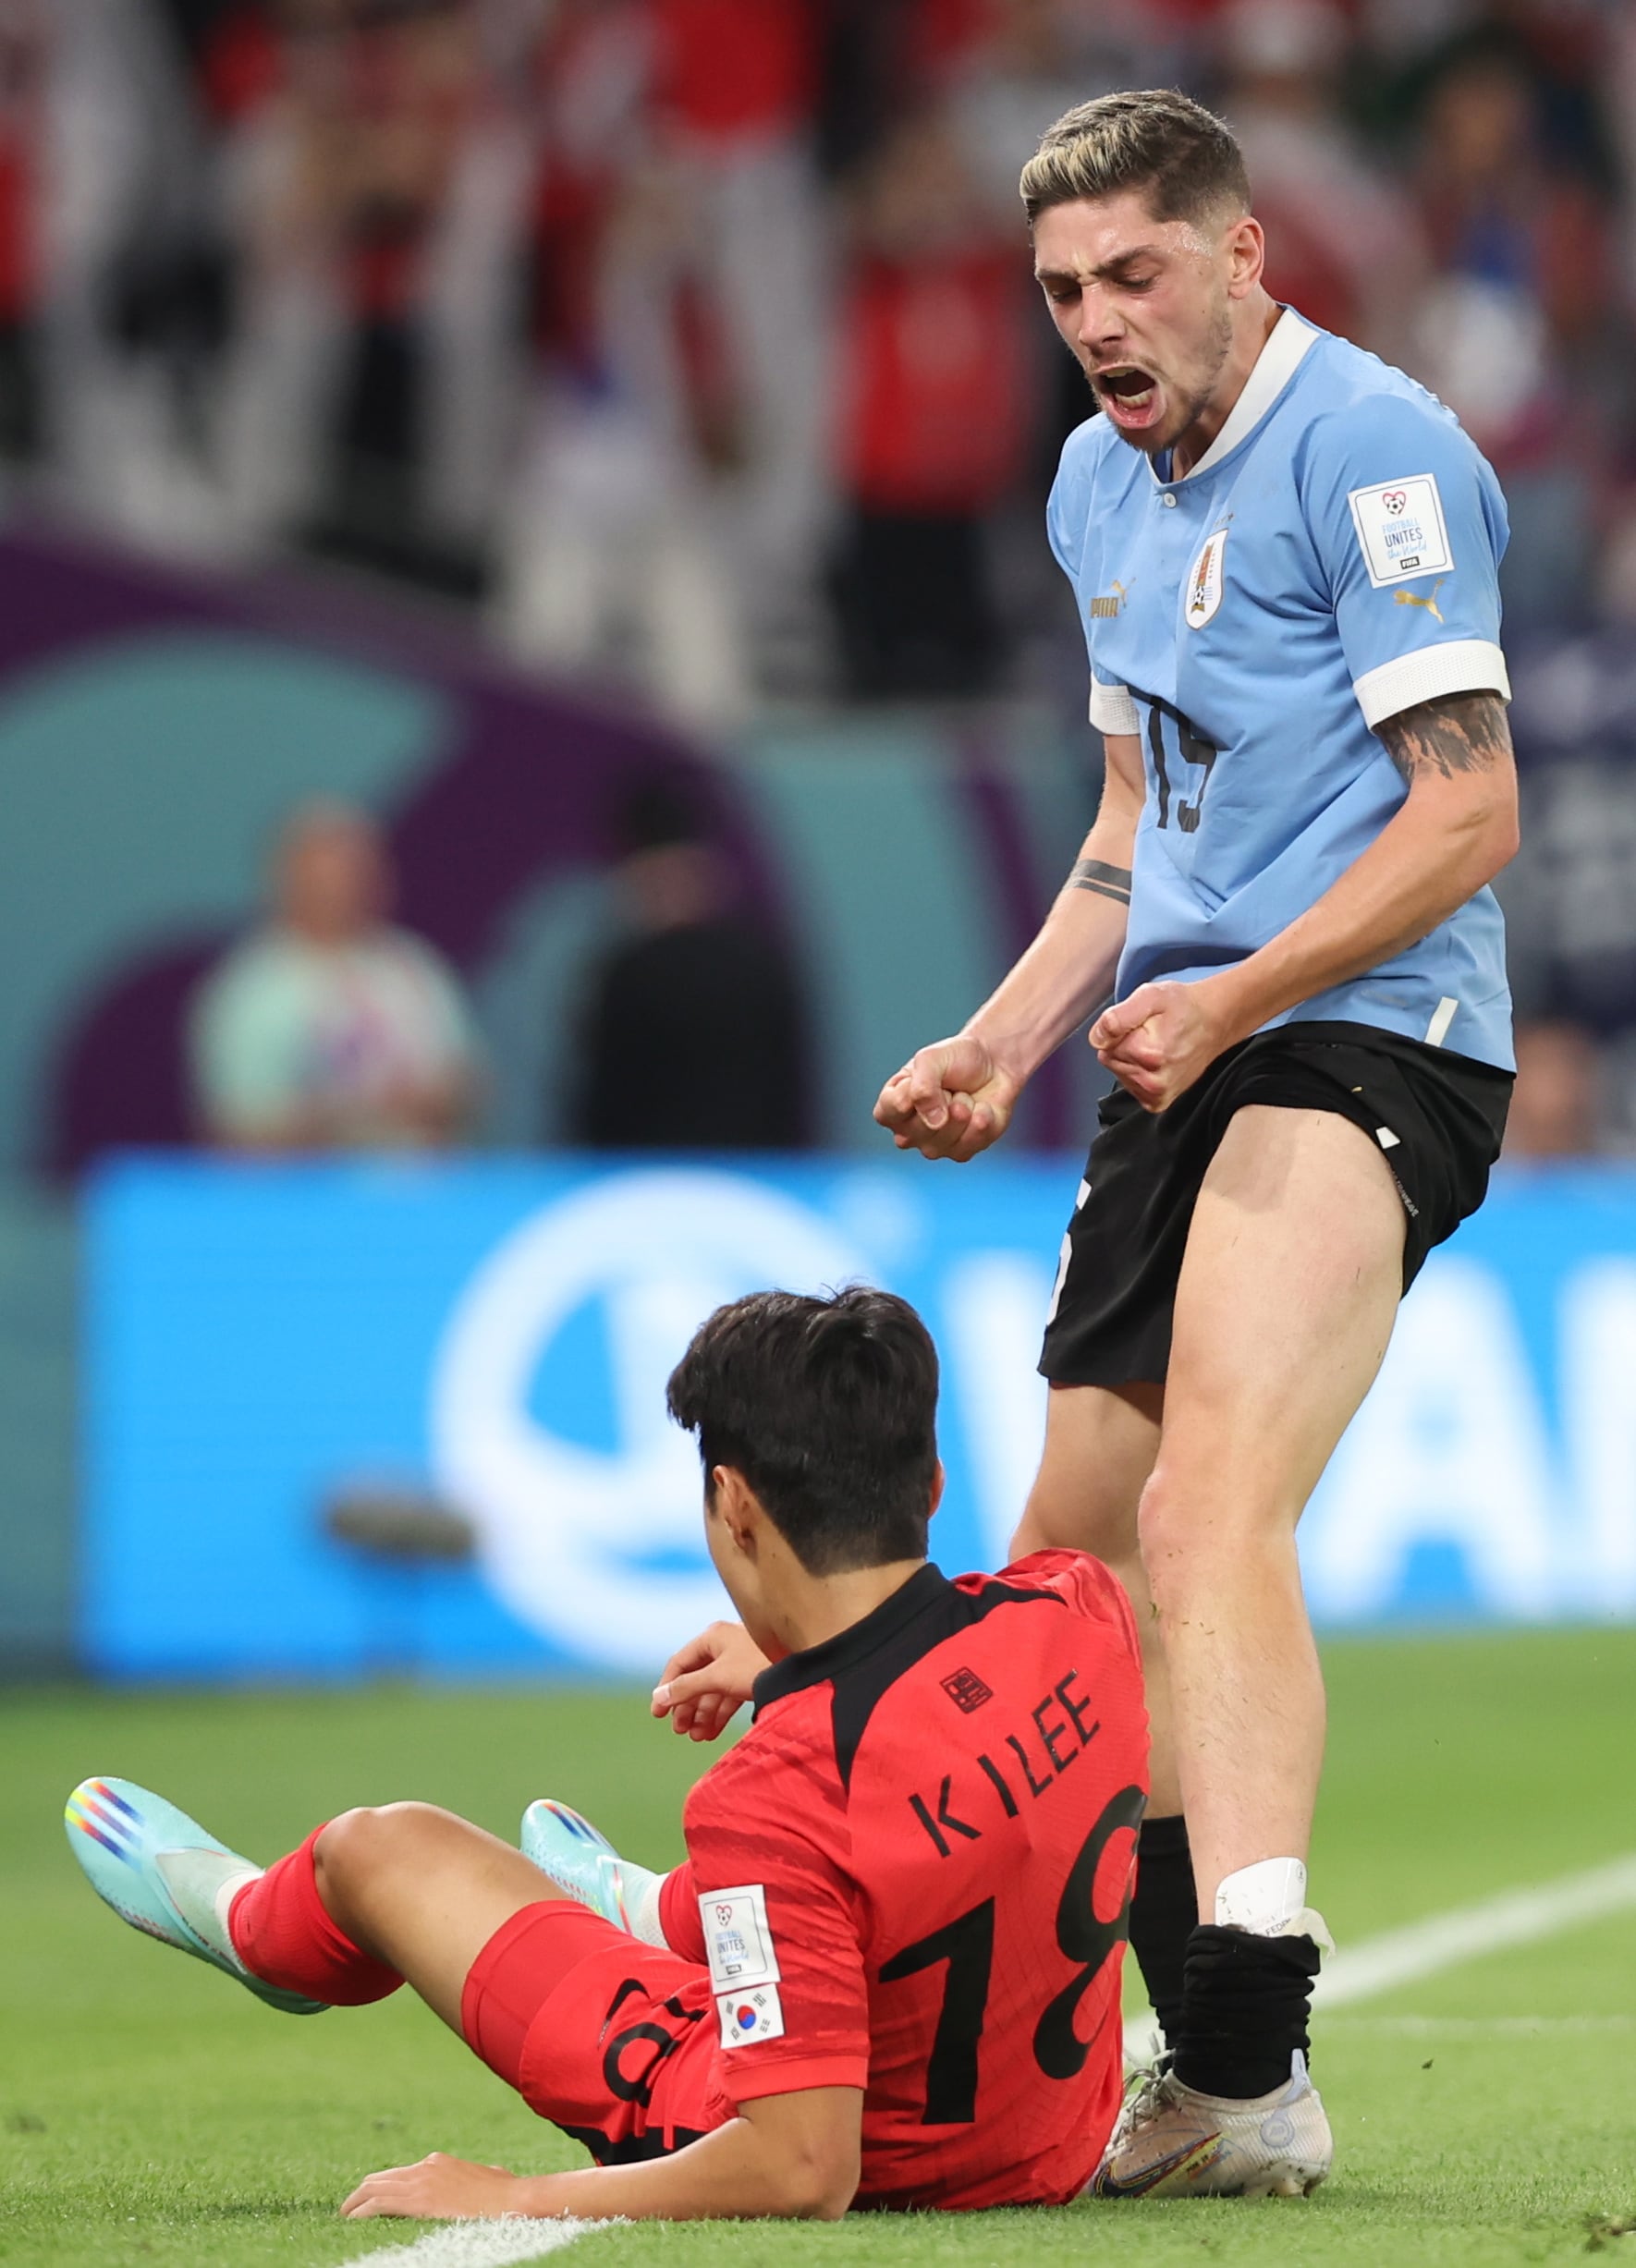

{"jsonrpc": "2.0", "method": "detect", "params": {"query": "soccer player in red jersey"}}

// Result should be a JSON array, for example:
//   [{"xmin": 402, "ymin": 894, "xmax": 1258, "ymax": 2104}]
[{"xmin": 67, "ymin": 1287, "xmax": 1148, "ymax": 2223}]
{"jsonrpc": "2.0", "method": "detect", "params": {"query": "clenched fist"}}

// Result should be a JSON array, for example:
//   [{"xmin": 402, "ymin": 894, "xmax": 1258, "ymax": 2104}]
[
  {"xmin": 873, "ymin": 1035, "xmax": 1021, "ymax": 1164},
  {"xmin": 1090, "ymin": 976, "xmax": 1241, "ymax": 1112}
]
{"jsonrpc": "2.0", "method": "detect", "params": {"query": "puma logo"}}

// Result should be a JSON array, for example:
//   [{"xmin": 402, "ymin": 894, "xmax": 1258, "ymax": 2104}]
[{"xmin": 1393, "ymin": 577, "xmax": 1447, "ymax": 624}]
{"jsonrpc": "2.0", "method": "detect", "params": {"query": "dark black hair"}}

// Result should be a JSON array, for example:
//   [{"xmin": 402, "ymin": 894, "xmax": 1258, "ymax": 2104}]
[{"xmin": 666, "ymin": 1286, "xmax": 939, "ymax": 1576}]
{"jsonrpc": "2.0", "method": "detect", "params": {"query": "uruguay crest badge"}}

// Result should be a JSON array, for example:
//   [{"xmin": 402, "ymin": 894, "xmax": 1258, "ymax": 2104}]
[{"xmin": 1185, "ymin": 530, "xmax": 1227, "ymax": 628}]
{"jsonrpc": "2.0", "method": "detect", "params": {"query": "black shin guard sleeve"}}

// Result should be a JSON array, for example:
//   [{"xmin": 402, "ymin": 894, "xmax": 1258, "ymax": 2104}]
[
  {"xmin": 1128, "ymin": 1814, "xmax": 1193, "ymax": 2051},
  {"xmin": 1173, "ymin": 1924, "xmax": 1321, "ymax": 2102}
]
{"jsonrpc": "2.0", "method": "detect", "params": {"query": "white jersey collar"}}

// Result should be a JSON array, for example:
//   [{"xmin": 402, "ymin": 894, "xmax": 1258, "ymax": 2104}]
[{"xmin": 1153, "ymin": 306, "xmax": 1318, "ymax": 485}]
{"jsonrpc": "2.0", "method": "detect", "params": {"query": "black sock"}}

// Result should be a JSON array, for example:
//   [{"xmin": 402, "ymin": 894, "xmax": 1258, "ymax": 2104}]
[
  {"xmin": 1172, "ymin": 1923, "xmax": 1321, "ymax": 2101},
  {"xmin": 1129, "ymin": 1814, "xmax": 1193, "ymax": 2052}
]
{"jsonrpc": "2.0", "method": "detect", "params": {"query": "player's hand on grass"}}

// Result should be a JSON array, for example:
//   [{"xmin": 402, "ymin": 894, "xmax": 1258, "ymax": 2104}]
[
  {"xmin": 1091, "ymin": 976, "xmax": 1243, "ymax": 1112},
  {"xmin": 873, "ymin": 1035, "xmax": 1021, "ymax": 1162},
  {"xmin": 340, "ymin": 2151, "xmax": 536, "ymax": 2219},
  {"xmin": 653, "ymin": 1620, "xmax": 771, "ymax": 1739}
]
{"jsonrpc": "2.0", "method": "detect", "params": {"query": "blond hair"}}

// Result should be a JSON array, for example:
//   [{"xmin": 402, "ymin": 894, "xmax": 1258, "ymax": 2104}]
[{"xmin": 1019, "ymin": 88, "xmax": 1251, "ymax": 227}]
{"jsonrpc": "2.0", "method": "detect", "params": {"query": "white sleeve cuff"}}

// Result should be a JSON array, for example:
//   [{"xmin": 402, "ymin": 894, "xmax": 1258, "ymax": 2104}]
[
  {"xmin": 1090, "ymin": 677, "xmax": 1142, "ymax": 736},
  {"xmin": 1352, "ymin": 639, "xmax": 1511, "ymax": 729}
]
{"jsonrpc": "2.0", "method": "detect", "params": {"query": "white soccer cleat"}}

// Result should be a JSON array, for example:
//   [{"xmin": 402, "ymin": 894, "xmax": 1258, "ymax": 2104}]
[{"xmin": 1091, "ymin": 2049, "xmax": 1332, "ymax": 2199}]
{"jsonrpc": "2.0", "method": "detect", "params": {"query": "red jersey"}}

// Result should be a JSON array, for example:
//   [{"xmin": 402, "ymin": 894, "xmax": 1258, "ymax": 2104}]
[
  {"xmin": 839, "ymin": 250, "xmax": 1032, "ymax": 515},
  {"xmin": 658, "ymin": 1551, "xmax": 1148, "ymax": 2210}
]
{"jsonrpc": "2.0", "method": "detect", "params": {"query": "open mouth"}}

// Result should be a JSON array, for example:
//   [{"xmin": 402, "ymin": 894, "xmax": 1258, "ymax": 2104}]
[{"xmin": 1094, "ymin": 366, "xmax": 1161, "ymax": 432}]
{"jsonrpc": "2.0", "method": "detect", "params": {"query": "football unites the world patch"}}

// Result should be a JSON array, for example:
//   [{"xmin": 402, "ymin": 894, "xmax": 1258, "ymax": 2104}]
[
  {"xmin": 1347, "ymin": 474, "xmax": 1454, "ymax": 589},
  {"xmin": 700, "ymin": 1882, "xmax": 781, "ymax": 1994}
]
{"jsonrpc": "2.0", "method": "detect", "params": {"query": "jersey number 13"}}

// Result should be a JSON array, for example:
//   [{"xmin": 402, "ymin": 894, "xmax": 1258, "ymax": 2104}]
[{"xmin": 1142, "ymin": 696, "xmax": 1219, "ymax": 835}]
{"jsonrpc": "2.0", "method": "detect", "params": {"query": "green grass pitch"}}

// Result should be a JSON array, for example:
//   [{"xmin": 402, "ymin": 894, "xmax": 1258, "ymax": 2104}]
[{"xmin": 4, "ymin": 1631, "xmax": 1634, "ymax": 2267}]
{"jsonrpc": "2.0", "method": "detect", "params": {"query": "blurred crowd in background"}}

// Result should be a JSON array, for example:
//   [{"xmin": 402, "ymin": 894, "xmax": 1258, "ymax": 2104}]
[
  {"xmin": 9, "ymin": 0, "xmax": 1635, "ymax": 709},
  {"xmin": 180, "ymin": 794, "xmax": 1632, "ymax": 1165},
  {"xmin": 6, "ymin": 0, "xmax": 1636, "ymax": 1159}
]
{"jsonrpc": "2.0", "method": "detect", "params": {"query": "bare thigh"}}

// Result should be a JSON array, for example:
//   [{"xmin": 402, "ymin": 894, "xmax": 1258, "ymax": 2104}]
[
  {"xmin": 1011, "ymin": 1379, "xmax": 1163, "ymax": 1563},
  {"xmin": 1137, "ymin": 1105, "xmax": 1408, "ymax": 1884},
  {"xmin": 314, "ymin": 1804, "xmax": 567, "ymax": 2035},
  {"xmin": 1150, "ymin": 1104, "xmax": 1406, "ymax": 1532},
  {"xmin": 1013, "ymin": 1379, "xmax": 1178, "ymax": 1808}
]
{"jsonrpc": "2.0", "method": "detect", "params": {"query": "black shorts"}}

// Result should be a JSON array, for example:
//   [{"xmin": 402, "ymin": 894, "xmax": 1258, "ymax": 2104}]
[{"xmin": 1037, "ymin": 1019, "xmax": 1513, "ymax": 1390}]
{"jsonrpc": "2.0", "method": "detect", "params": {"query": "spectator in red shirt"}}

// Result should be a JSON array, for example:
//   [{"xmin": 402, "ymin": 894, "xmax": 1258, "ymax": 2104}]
[
  {"xmin": 650, "ymin": 0, "xmax": 834, "ymax": 679},
  {"xmin": 830, "ymin": 106, "xmax": 1032, "ymax": 694},
  {"xmin": 214, "ymin": 0, "xmax": 530, "ymax": 569},
  {"xmin": 493, "ymin": 0, "xmax": 752, "ymax": 726},
  {"xmin": 68, "ymin": 1287, "xmax": 1147, "ymax": 2222}
]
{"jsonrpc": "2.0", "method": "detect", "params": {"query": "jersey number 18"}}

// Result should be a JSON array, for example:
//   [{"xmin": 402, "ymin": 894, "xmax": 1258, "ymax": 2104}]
[{"xmin": 878, "ymin": 1783, "xmax": 1145, "ymax": 2125}]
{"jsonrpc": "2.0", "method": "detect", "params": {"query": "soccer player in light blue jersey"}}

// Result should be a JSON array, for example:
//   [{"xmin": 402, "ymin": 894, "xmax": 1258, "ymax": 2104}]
[{"xmin": 875, "ymin": 88, "xmax": 1519, "ymax": 2199}]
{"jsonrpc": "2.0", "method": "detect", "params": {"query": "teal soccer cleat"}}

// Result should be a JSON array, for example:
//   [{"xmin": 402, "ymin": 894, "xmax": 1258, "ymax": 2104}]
[
  {"xmin": 520, "ymin": 1799, "xmax": 652, "ymax": 1932},
  {"xmin": 64, "ymin": 1776, "xmax": 327, "ymax": 2016}
]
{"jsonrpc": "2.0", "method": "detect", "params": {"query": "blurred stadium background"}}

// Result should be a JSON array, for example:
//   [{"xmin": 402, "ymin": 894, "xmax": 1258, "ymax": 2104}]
[
  {"xmin": 4, "ymin": 6, "xmax": 1636, "ymax": 2259},
  {"xmin": 1, "ymin": 0, "xmax": 1636, "ymax": 1693}
]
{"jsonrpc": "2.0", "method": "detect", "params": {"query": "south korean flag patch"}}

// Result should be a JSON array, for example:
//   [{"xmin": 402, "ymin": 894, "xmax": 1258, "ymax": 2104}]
[
  {"xmin": 717, "ymin": 1982, "xmax": 786, "ymax": 2047},
  {"xmin": 1348, "ymin": 475, "xmax": 1455, "ymax": 589}
]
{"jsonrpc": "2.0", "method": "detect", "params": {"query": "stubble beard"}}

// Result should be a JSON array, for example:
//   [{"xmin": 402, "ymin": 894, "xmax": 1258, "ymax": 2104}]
[{"xmin": 1088, "ymin": 297, "xmax": 1235, "ymax": 461}]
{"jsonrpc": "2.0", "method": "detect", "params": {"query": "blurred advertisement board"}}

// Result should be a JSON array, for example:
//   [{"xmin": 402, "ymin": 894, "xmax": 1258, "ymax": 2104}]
[{"xmin": 84, "ymin": 1157, "xmax": 1636, "ymax": 1679}]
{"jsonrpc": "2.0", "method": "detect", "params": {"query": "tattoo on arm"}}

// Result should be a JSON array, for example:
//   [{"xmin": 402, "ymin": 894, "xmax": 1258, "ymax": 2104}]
[
  {"xmin": 1377, "ymin": 691, "xmax": 1512, "ymax": 786},
  {"xmin": 1068, "ymin": 858, "xmax": 1132, "ymax": 906}
]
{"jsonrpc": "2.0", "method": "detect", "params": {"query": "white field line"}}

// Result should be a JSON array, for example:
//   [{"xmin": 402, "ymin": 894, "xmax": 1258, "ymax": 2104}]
[
  {"xmin": 1124, "ymin": 1847, "xmax": 1636, "ymax": 2064},
  {"xmin": 1316, "ymin": 1848, "xmax": 1636, "ymax": 2007},
  {"xmin": 334, "ymin": 2214, "xmax": 607, "ymax": 2268},
  {"xmin": 1325, "ymin": 2013, "xmax": 1634, "ymax": 2036}
]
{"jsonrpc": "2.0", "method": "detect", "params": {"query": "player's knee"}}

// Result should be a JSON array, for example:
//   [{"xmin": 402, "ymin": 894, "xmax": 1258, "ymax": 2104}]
[
  {"xmin": 1137, "ymin": 1462, "xmax": 1297, "ymax": 1601},
  {"xmin": 1137, "ymin": 1465, "xmax": 1250, "ymax": 1596},
  {"xmin": 1135, "ymin": 1465, "xmax": 1201, "ymax": 1594},
  {"xmin": 314, "ymin": 1801, "xmax": 445, "ymax": 1892},
  {"xmin": 313, "ymin": 1808, "xmax": 371, "ymax": 1897}
]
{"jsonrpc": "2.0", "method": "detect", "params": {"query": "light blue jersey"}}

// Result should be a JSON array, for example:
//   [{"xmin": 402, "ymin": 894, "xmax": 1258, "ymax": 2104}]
[{"xmin": 1048, "ymin": 310, "xmax": 1514, "ymax": 1069}]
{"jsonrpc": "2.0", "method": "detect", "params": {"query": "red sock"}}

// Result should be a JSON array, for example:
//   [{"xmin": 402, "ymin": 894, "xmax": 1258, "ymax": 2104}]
[{"xmin": 228, "ymin": 1825, "xmax": 403, "ymax": 2006}]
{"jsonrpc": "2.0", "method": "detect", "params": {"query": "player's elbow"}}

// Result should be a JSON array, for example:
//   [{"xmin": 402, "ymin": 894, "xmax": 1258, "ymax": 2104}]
[
  {"xmin": 791, "ymin": 2175, "xmax": 858, "ymax": 2221},
  {"xmin": 739, "ymin": 2089, "xmax": 861, "ymax": 2217},
  {"xmin": 1485, "ymin": 796, "xmax": 1521, "ymax": 875},
  {"xmin": 1467, "ymin": 787, "xmax": 1520, "ymax": 886},
  {"xmin": 781, "ymin": 2182, "xmax": 853, "ymax": 2221},
  {"xmin": 1416, "ymin": 774, "xmax": 1520, "ymax": 888},
  {"xmin": 767, "ymin": 2136, "xmax": 859, "ymax": 2219}
]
